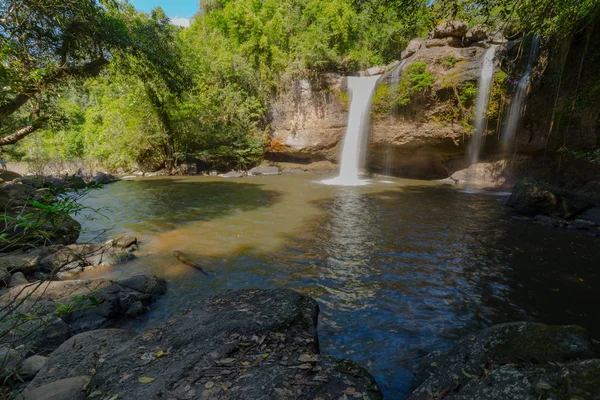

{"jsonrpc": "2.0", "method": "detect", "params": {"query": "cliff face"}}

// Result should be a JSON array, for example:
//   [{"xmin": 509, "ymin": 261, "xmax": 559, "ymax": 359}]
[
  {"xmin": 267, "ymin": 21, "xmax": 599, "ymax": 182},
  {"xmin": 268, "ymin": 22, "xmax": 508, "ymax": 179}
]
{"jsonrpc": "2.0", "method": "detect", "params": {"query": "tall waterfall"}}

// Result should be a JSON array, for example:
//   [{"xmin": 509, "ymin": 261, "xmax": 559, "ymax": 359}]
[
  {"xmin": 468, "ymin": 47, "xmax": 496, "ymax": 165},
  {"xmin": 501, "ymin": 36, "xmax": 539, "ymax": 144},
  {"xmin": 323, "ymin": 75, "xmax": 380, "ymax": 186}
]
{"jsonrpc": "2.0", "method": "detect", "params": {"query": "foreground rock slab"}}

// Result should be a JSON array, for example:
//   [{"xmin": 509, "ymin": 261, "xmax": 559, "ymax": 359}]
[
  {"xmin": 25, "ymin": 289, "xmax": 382, "ymax": 400},
  {"xmin": 409, "ymin": 322, "xmax": 600, "ymax": 400}
]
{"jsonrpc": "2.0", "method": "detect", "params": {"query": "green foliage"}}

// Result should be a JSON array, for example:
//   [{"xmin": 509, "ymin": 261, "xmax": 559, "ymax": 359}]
[
  {"xmin": 442, "ymin": 56, "xmax": 458, "ymax": 69},
  {"xmin": 394, "ymin": 61, "xmax": 436, "ymax": 107},
  {"xmin": 459, "ymin": 82, "xmax": 478, "ymax": 107},
  {"xmin": 487, "ymin": 70, "xmax": 508, "ymax": 120}
]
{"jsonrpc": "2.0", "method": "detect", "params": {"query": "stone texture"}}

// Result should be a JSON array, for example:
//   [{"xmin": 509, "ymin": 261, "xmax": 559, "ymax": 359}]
[
  {"xmin": 0, "ymin": 275, "xmax": 166, "ymax": 351},
  {"xmin": 248, "ymin": 165, "xmax": 281, "ymax": 176},
  {"xmin": 408, "ymin": 322, "xmax": 600, "ymax": 400},
  {"xmin": 430, "ymin": 20, "xmax": 469, "ymax": 39},
  {"xmin": 26, "ymin": 289, "xmax": 382, "ymax": 400},
  {"xmin": 20, "ymin": 355, "xmax": 48, "ymax": 380},
  {"xmin": 506, "ymin": 178, "xmax": 593, "ymax": 219},
  {"xmin": 8, "ymin": 271, "xmax": 28, "ymax": 287},
  {"xmin": 465, "ymin": 25, "xmax": 488, "ymax": 43},
  {"xmin": 268, "ymin": 41, "xmax": 499, "ymax": 179},
  {"xmin": 219, "ymin": 170, "xmax": 245, "ymax": 178},
  {"xmin": 23, "ymin": 375, "xmax": 90, "ymax": 400}
]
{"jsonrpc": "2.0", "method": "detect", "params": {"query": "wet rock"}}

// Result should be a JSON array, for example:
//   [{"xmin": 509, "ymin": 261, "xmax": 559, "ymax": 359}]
[
  {"xmin": 430, "ymin": 20, "xmax": 469, "ymax": 39},
  {"xmin": 409, "ymin": 322, "xmax": 600, "ymax": 400},
  {"xmin": 506, "ymin": 178, "xmax": 593, "ymax": 219},
  {"xmin": 23, "ymin": 375, "xmax": 90, "ymax": 400},
  {"xmin": 64, "ymin": 175, "xmax": 86, "ymax": 189},
  {"xmin": 93, "ymin": 172, "xmax": 117, "ymax": 184},
  {"xmin": 107, "ymin": 234, "xmax": 138, "ymax": 249},
  {"xmin": 8, "ymin": 271, "xmax": 28, "ymax": 287},
  {"xmin": 0, "ymin": 275, "xmax": 166, "ymax": 351},
  {"xmin": 20, "ymin": 355, "xmax": 48, "ymax": 380},
  {"xmin": 248, "ymin": 165, "xmax": 281, "ymax": 176},
  {"xmin": 579, "ymin": 207, "xmax": 600, "ymax": 226},
  {"xmin": 567, "ymin": 219, "xmax": 596, "ymax": 231},
  {"xmin": 365, "ymin": 65, "xmax": 386, "ymax": 76},
  {"xmin": 533, "ymin": 215, "xmax": 567, "ymax": 228},
  {"xmin": 27, "ymin": 289, "xmax": 382, "ymax": 400},
  {"xmin": 220, "ymin": 170, "xmax": 244, "ymax": 178}
]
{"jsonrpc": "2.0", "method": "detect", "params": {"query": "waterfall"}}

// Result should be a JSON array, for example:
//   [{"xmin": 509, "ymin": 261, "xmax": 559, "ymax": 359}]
[
  {"xmin": 468, "ymin": 47, "xmax": 496, "ymax": 166},
  {"xmin": 501, "ymin": 36, "xmax": 539, "ymax": 144},
  {"xmin": 323, "ymin": 75, "xmax": 380, "ymax": 186},
  {"xmin": 388, "ymin": 59, "xmax": 408, "ymax": 87}
]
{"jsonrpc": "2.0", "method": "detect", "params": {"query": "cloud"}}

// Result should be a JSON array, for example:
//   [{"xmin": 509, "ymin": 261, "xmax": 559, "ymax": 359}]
[{"xmin": 170, "ymin": 17, "xmax": 190, "ymax": 28}]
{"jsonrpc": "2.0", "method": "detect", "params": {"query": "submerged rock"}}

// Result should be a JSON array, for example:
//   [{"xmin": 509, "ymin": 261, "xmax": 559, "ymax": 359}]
[
  {"xmin": 409, "ymin": 322, "xmax": 600, "ymax": 400},
  {"xmin": 506, "ymin": 178, "xmax": 593, "ymax": 219},
  {"xmin": 24, "ymin": 289, "xmax": 382, "ymax": 400}
]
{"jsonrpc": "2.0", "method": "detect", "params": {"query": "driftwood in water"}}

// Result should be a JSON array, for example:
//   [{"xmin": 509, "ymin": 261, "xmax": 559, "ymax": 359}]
[{"xmin": 173, "ymin": 250, "xmax": 210, "ymax": 276}]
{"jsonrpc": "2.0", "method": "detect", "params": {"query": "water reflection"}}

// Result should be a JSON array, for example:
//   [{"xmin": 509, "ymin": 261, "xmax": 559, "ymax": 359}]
[
  {"xmin": 321, "ymin": 188, "xmax": 378, "ymax": 306},
  {"xmin": 74, "ymin": 175, "xmax": 600, "ymax": 399}
]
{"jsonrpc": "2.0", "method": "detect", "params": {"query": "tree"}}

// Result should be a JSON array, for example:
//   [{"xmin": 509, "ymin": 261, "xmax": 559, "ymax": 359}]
[{"xmin": 0, "ymin": 0, "xmax": 132, "ymax": 145}]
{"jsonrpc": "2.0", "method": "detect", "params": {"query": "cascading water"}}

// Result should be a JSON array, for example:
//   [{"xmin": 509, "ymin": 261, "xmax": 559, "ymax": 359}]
[
  {"xmin": 468, "ymin": 46, "xmax": 497, "ymax": 166},
  {"xmin": 322, "ymin": 75, "xmax": 380, "ymax": 186},
  {"xmin": 501, "ymin": 36, "xmax": 539, "ymax": 145}
]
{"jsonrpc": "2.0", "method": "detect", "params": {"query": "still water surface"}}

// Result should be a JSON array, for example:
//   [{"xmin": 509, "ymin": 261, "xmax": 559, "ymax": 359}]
[{"xmin": 74, "ymin": 174, "xmax": 600, "ymax": 398}]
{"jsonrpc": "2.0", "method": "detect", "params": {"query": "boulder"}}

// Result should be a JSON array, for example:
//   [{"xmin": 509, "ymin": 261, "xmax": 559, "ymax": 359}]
[
  {"xmin": 401, "ymin": 38, "xmax": 426, "ymax": 59},
  {"xmin": 39, "ymin": 243, "xmax": 136, "ymax": 280},
  {"xmin": 14, "ymin": 176, "xmax": 66, "ymax": 190},
  {"xmin": 365, "ymin": 65, "xmax": 385, "ymax": 76},
  {"xmin": 28, "ymin": 330, "xmax": 133, "ymax": 388},
  {"xmin": 8, "ymin": 271, "xmax": 28, "ymax": 287},
  {"xmin": 409, "ymin": 322, "xmax": 600, "ymax": 400},
  {"xmin": 23, "ymin": 375, "xmax": 90, "ymax": 400},
  {"xmin": 0, "ymin": 275, "xmax": 166, "ymax": 351},
  {"xmin": 26, "ymin": 289, "xmax": 382, "ymax": 400},
  {"xmin": 220, "ymin": 170, "xmax": 244, "ymax": 178},
  {"xmin": 20, "ymin": 355, "xmax": 48, "ymax": 380},
  {"xmin": 0, "ymin": 247, "xmax": 61, "ymax": 275},
  {"xmin": 465, "ymin": 25, "xmax": 487, "ymax": 42},
  {"xmin": 506, "ymin": 178, "xmax": 593, "ymax": 219},
  {"xmin": 0, "ymin": 170, "xmax": 22, "ymax": 182},
  {"xmin": 430, "ymin": 20, "xmax": 469, "ymax": 39},
  {"xmin": 64, "ymin": 175, "xmax": 86, "ymax": 189},
  {"xmin": 247, "ymin": 165, "xmax": 281, "ymax": 176},
  {"xmin": 93, "ymin": 172, "xmax": 117, "ymax": 185},
  {"xmin": 0, "ymin": 346, "xmax": 21, "ymax": 377},
  {"xmin": 106, "ymin": 234, "xmax": 138, "ymax": 249}
]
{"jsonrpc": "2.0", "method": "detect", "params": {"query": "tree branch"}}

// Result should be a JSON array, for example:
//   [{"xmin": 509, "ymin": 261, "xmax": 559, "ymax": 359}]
[
  {"xmin": 0, "ymin": 115, "xmax": 49, "ymax": 146},
  {"xmin": 0, "ymin": 57, "xmax": 109, "ymax": 122}
]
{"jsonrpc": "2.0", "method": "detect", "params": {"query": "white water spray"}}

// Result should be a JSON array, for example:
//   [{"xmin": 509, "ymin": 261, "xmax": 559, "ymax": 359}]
[
  {"xmin": 468, "ymin": 47, "xmax": 496, "ymax": 165},
  {"xmin": 323, "ymin": 75, "xmax": 380, "ymax": 186},
  {"xmin": 501, "ymin": 36, "xmax": 539, "ymax": 144}
]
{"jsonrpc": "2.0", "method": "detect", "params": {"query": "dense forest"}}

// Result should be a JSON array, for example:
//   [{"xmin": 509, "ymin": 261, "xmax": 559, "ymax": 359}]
[{"xmin": 1, "ymin": 0, "xmax": 599, "ymax": 173}]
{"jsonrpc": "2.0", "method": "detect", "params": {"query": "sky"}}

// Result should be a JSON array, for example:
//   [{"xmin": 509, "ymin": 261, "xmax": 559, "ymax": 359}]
[{"xmin": 129, "ymin": 0, "xmax": 199, "ymax": 27}]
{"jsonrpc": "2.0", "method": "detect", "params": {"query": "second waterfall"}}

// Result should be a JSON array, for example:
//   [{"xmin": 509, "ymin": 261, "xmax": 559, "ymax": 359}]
[
  {"xmin": 323, "ymin": 75, "xmax": 380, "ymax": 186},
  {"xmin": 468, "ymin": 47, "xmax": 497, "ymax": 166}
]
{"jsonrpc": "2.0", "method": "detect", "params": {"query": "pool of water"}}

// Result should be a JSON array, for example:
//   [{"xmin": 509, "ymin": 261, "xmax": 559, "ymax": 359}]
[{"xmin": 74, "ymin": 174, "xmax": 600, "ymax": 398}]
